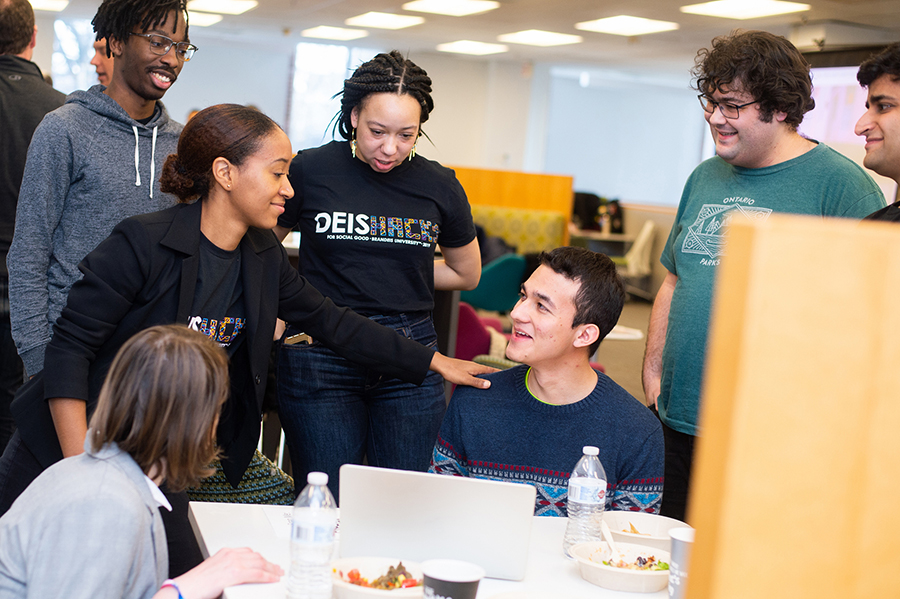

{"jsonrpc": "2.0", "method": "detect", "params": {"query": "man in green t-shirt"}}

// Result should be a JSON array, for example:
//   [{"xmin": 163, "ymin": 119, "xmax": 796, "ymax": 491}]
[
  {"xmin": 855, "ymin": 42, "xmax": 900, "ymax": 221},
  {"xmin": 642, "ymin": 30, "xmax": 886, "ymax": 523}
]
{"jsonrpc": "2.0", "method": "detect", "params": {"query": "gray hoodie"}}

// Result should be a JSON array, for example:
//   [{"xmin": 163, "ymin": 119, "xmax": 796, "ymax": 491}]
[{"xmin": 7, "ymin": 85, "xmax": 182, "ymax": 376}]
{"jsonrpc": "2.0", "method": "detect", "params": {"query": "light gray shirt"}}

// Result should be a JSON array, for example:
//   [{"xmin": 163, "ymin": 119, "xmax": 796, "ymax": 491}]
[{"xmin": 0, "ymin": 439, "xmax": 167, "ymax": 599}]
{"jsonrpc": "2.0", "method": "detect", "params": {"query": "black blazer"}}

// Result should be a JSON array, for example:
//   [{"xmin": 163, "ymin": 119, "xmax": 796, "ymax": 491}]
[{"xmin": 13, "ymin": 200, "xmax": 433, "ymax": 485}]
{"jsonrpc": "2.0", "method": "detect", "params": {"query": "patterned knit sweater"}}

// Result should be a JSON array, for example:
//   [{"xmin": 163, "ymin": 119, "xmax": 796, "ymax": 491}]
[{"xmin": 429, "ymin": 365, "xmax": 664, "ymax": 516}]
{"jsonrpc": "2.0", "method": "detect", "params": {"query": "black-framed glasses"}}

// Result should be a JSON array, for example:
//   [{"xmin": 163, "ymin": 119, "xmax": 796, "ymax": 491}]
[
  {"xmin": 698, "ymin": 94, "xmax": 757, "ymax": 119},
  {"xmin": 130, "ymin": 33, "xmax": 198, "ymax": 61}
]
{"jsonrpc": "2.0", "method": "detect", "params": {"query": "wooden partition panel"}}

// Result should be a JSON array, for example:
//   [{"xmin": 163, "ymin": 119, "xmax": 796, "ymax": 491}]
[
  {"xmin": 688, "ymin": 214, "xmax": 900, "ymax": 599},
  {"xmin": 450, "ymin": 166, "xmax": 573, "ymax": 245}
]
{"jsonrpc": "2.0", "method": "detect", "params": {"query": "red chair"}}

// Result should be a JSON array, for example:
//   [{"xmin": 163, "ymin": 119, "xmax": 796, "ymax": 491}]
[{"xmin": 455, "ymin": 302, "xmax": 493, "ymax": 362}]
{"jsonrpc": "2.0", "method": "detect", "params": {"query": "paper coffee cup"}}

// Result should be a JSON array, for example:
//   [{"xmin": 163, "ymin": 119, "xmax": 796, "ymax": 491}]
[
  {"xmin": 422, "ymin": 559, "xmax": 485, "ymax": 599},
  {"xmin": 668, "ymin": 527, "xmax": 695, "ymax": 599}
]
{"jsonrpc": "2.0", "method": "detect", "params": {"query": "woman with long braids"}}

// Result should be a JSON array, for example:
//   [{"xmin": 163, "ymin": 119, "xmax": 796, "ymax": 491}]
[
  {"xmin": 0, "ymin": 104, "xmax": 491, "ymax": 575},
  {"xmin": 274, "ymin": 51, "xmax": 481, "ymax": 498}
]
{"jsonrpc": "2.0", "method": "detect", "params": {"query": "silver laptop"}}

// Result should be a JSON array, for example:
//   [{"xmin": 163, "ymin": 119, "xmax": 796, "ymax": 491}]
[{"xmin": 338, "ymin": 464, "xmax": 536, "ymax": 580}]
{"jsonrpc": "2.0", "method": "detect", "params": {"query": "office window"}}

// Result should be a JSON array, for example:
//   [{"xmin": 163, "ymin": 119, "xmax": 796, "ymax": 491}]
[
  {"xmin": 288, "ymin": 43, "xmax": 381, "ymax": 152},
  {"xmin": 50, "ymin": 19, "xmax": 98, "ymax": 94}
]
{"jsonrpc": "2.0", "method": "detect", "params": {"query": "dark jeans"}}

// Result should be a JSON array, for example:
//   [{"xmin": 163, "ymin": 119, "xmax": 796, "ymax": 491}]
[
  {"xmin": 276, "ymin": 311, "xmax": 446, "ymax": 502},
  {"xmin": 0, "ymin": 431, "xmax": 202, "ymax": 577},
  {"xmin": 660, "ymin": 421, "xmax": 696, "ymax": 523},
  {"xmin": 0, "ymin": 280, "xmax": 23, "ymax": 453},
  {"xmin": 0, "ymin": 431, "xmax": 42, "ymax": 517}
]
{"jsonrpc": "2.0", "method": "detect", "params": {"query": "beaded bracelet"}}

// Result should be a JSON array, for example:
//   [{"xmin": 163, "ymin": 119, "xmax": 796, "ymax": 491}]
[{"xmin": 160, "ymin": 579, "xmax": 184, "ymax": 599}]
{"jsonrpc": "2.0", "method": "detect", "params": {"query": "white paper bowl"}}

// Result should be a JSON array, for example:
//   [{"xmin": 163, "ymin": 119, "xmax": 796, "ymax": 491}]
[
  {"xmin": 331, "ymin": 557, "xmax": 424, "ymax": 598},
  {"xmin": 571, "ymin": 541, "xmax": 670, "ymax": 593},
  {"xmin": 602, "ymin": 511, "xmax": 688, "ymax": 552}
]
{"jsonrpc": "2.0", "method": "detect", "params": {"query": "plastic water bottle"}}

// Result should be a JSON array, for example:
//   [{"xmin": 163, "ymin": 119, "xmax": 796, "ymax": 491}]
[
  {"xmin": 563, "ymin": 445, "xmax": 607, "ymax": 558},
  {"xmin": 287, "ymin": 472, "xmax": 337, "ymax": 599}
]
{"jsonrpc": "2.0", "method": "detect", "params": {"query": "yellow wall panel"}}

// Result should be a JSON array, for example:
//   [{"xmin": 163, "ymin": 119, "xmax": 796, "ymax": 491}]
[{"xmin": 689, "ymin": 214, "xmax": 900, "ymax": 599}]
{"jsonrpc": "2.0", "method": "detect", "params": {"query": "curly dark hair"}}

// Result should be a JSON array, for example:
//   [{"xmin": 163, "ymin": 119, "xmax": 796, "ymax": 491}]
[
  {"xmin": 160, "ymin": 104, "xmax": 281, "ymax": 203},
  {"xmin": 92, "ymin": 0, "xmax": 189, "ymax": 58},
  {"xmin": 693, "ymin": 30, "xmax": 814, "ymax": 129},
  {"xmin": 333, "ymin": 50, "xmax": 434, "ymax": 141},
  {"xmin": 538, "ymin": 247, "xmax": 625, "ymax": 355},
  {"xmin": 0, "ymin": 0, "xmax": 34, "ymax": 56},
  {"xmin": 857, "ymin": 42, "xmax": 900, "ymax": 87}
]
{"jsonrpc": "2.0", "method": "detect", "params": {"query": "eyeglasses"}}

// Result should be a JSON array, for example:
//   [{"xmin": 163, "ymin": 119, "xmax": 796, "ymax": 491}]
[
  {"xmin": 130, "ymin": 33, "xmax": 198, "ymax": 62},
  {"xmin": 698, "ymin": 94, "xmax": 757, "ymax": 119}
]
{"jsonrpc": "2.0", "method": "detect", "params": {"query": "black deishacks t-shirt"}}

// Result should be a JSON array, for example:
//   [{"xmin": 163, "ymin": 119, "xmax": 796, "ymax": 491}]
[
  {"xmin": 187, "ymin": 234, "xmax": 246, "ymax": 356},
  {"xmin": 278, "ymin": 141, "xmax": 476, "ymax": 316}
]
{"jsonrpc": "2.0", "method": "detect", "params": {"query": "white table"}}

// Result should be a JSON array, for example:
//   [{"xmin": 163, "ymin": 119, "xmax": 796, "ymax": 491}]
[{"xmin": 189, "ymin": 502, "xmax": 667, "ymax": 599}]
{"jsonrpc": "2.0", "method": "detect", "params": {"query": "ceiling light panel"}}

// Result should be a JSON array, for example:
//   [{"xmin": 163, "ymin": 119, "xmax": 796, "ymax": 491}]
[
  {"xmin": 497, "ymin": 30, "xmax": 583, "ymax": 47},
  {"xmin": 576, "ymin": 16, "xmax": 680, "ymax": 36},
  {"xmin": 403, "ymin": 0, "xmax": 499, "ymax": 17},
  {"xmin": 301, "ymin": 26, "xmax": 369, "ymax": 41},
  {"xmin": 680, "ymin": 0, "xmax": 810, "ymax": 20},
  {"xmin": 436, "ymin": 40, "xmax": 508, "ymax": 55},
  {"xmin": 187, "ymin": 0, "xmax": 257, "ymax": 16},
  {"xmin": 29, "ymin": 0, "xmax": 68, "ymax": 11},
  {"xmin": 345, "ymin": 12, "xmax": 425, "ymax": 29},
  {"xmin": 188, "ymin": 12, "xmax": 223, "ymax": 26}
]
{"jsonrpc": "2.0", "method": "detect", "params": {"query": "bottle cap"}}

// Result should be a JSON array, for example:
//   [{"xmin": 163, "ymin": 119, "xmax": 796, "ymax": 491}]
[
  {"xmin": 308, "ymin": 471, "xmax": 329, "ymax": 486},
  {"xmin": 583, "ymin": 446, "xmax": 599, "ymax": 456}
]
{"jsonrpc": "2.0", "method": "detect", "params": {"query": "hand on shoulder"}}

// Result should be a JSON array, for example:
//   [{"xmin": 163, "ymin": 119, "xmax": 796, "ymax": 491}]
[{"xmin": 430, "ymin": 352, "xmax": 496, "ymax": 389}]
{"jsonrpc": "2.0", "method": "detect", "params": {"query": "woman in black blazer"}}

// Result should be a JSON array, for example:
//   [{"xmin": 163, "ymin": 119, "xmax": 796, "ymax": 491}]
[{"xmin": 0, "ymin": 104, "xmax": 492, "ymax": 574}]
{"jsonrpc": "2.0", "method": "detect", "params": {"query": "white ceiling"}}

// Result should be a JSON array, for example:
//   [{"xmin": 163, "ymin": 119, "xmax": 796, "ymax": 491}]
[{"xmin": 49, "ymin": 0, "xmax": 900, "ymax": 75}]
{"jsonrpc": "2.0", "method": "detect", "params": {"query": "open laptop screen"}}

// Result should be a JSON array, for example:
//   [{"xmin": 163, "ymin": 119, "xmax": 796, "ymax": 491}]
[{"xmin": 339, "ymin": 464, "xmax": 537, "ymax": 580}]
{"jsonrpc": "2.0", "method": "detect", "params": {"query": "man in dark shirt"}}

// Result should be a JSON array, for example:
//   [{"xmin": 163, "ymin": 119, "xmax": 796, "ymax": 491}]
[
  {"xmin": 857, "ymin": 43, "xmax": 900, "ymax": 221},
  {"xmin": 0, "ymin": 0, "xmax": 65, "ymax": 452}
]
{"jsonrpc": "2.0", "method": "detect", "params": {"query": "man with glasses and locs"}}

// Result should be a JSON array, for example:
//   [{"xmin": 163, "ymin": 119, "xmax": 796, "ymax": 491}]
[
  {"xmin": 641, "ymin": 30, "xmax": 885, "ymax": 523},
  {"xmin": 7, "ymin": 0, "xmax": 193, "ymax": 388},
  {"xmin": 3, "ymin": 0, "xmax": 201, "ymax": 579}
]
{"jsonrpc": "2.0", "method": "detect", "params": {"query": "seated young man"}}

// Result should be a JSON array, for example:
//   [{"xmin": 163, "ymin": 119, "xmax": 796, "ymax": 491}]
[{"xmin": 430, "ymin": 247, "xmax": 663, "ymax": 516}]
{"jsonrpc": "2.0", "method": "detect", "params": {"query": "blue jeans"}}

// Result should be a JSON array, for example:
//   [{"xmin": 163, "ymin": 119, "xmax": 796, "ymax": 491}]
[{"xmin": 276, "ymin": 311, "xmax": 446, "ymax": 502}]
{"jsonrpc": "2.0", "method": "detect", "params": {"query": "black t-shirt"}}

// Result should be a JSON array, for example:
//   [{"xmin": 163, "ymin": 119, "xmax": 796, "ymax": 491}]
[
  {"xmin": 865, "ymin": 200, "xmax": 900, "ymax": 222},
  {"xmin": 187, "ymin": 234, "xmax": 245, "ymax": 356},
  {"xmin": 278, "ymin": 140, "xmax": 476, "ymax": 315}
]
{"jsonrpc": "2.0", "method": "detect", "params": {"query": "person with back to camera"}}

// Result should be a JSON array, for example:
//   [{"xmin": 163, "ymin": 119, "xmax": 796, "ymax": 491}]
[
  {"xmin": 0, "ymin": 103, "xmax": 492, "ymax": 572},
  {"xmin": 0, "ymin": 325, "xmax": 283, "ymax": 599},
  {"xmin": 273, "ymin": 50, "xmax": 482, "ymax": 499}
]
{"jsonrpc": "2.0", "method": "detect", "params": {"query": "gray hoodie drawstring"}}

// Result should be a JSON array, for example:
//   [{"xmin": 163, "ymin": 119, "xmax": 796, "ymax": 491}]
[
  {"xmin": 132, "ymin": 125, "xmax": 141, "ymax": 189},
  {"xmin": 131, "ymin": 124, "xmax": 159, "ymax": 199},
  {"xmin": 150, "ymin": 125, "xmax": 157, "ymax": 200}
]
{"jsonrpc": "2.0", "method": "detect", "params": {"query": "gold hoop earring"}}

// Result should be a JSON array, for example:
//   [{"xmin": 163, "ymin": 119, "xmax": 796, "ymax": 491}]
[
  {"xmin": 409, "ymin": 143, "xmax": 417, "ymax": 161},
  {"xmin": 350, "ymin": 128, "xmax": 357, "ymax": 159}
]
